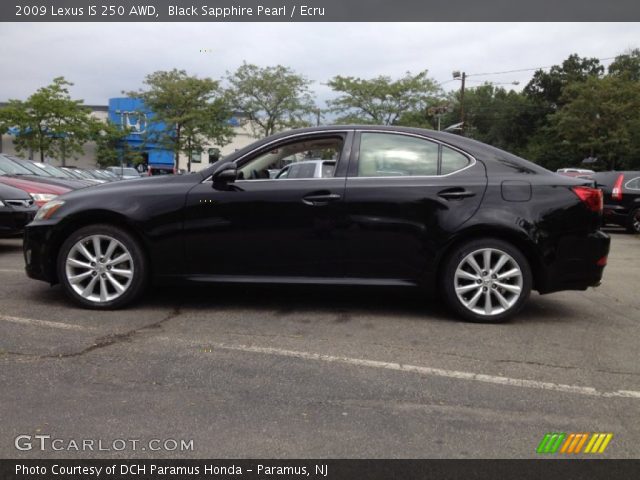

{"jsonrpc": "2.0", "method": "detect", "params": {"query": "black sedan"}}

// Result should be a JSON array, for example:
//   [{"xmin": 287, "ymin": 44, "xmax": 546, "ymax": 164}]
[
  {"xmin": 592, "ymin": 171, "xmax": 640, "ymax": 233},
  {"xmin": 0, "ymin": 183, "xmax": 38, "ymax": 237},
  {"xmin": 23, "ymin": 126, "xmax": 610, "ymax": 322}
]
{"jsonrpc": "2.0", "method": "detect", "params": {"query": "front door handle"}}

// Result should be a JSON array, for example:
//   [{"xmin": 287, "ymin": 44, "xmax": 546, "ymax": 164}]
[
  {"xmin": 438, "ymin": 188, "xmax": 476, "ymax": 200},
  {"xmin": 302, "ymin": 193, "xmax": 341, "ymax": 206}
]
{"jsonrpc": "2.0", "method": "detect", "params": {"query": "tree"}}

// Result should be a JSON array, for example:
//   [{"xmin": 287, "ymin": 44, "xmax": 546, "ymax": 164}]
[
  {"xmin": 444, "ymin": 84, "xmax": 541, "ymax": 154},
  {"xmin": 608, "ymin": 48, "xmax": 640, "ymax": 81},
  {"xmin": 550, "ymin": 76, "xmax": 640, "ymax": 170},
  {"xmin": 226, "ymin": 63, "xmax": 316, "ymax": 137},
  {"xmin": 127, "ymin": 69, "xmax": 234, "ymax": 172},
  {"xmin": 524, "ymin": 54, "xmax": 604, "ymax": 109},
  {"xmin": 326, "ymin": 70, "xmax": 442, "ymax": 125},
  {"xmin": 91, "ymin": 120, "xmax": 143, "ymax": 168},
  {"xmin": 0, "ymin": 77, "xmax": 93, "ymax": 164}
]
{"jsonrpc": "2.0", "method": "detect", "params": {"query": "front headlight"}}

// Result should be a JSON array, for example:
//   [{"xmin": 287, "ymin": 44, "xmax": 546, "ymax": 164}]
[
  {"xmin": 34, "ymin": 200, "xmax": 65, "ymax": 221},
  {"xmin": 30, "ymin": 193, "xmax": 58, "ymax": 203}
]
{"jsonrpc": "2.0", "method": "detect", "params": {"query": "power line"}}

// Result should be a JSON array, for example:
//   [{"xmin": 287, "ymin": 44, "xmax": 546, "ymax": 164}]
[{"xmin": 466, "ymin": 56, "xmax": 617, "ymax": 77}]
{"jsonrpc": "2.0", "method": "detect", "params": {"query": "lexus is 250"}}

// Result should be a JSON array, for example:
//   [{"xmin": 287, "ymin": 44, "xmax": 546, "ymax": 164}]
[{"xmin": 23, "ymin": 126, "xmax": 610, "ymax": 322}]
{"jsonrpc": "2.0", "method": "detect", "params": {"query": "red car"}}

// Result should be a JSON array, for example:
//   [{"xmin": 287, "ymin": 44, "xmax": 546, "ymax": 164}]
[{"xmin": 0, "ymin": 174, "xmax": 70, "ymax": 207}]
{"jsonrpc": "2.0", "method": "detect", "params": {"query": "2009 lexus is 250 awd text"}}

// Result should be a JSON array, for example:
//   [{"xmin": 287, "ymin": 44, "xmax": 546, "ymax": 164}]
[{"xmin": 23, "ymin": 126, "xmax": 610, "ymax": 322}]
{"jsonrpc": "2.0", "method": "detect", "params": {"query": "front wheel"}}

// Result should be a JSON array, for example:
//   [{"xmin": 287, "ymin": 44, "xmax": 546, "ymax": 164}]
[
  {"xmin": 57, "ymin": 224, "xmax": 147, "ymax": 309},
  {"xmin": 442, "ymin": 238, "xmax": 532, "ymax": 323}
]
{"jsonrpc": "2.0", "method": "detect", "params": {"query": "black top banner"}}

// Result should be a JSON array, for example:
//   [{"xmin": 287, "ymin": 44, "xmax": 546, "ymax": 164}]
[{"xmin": 2, "ymin": 0, "xmax": 640, "ymax": 22}]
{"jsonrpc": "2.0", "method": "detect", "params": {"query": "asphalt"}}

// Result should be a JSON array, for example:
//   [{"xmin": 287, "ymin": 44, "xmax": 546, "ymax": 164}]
[{"xmin": 0, "ymin": 230, "xmax": 639, "ymax": 458}]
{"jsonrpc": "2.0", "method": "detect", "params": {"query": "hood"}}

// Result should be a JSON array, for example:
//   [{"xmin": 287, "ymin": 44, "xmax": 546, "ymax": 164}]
[{"xmin": 0, "ymin": 175, "xmax": 71, "ymax": 195}]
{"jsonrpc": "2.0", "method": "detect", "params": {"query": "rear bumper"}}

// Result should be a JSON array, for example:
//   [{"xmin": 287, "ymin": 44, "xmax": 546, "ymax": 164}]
[
  {"xmin": 602, "ymin": 204, "xmax": 628, "ymax": 227},
  {"xmin": 537, "ymin": 230, "xmax": 610, "ymax": 294}
]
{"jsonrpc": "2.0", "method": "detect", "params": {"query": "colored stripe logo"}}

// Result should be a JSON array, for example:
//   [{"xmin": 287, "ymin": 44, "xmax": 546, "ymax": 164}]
[{"xmin": 537, "ymin": 433, "xmax": 613, "ymax": 454}]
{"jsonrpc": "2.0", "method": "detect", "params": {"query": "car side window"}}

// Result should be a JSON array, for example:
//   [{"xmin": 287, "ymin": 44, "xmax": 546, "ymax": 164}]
[
  {"xmin": 237, "ymin": 136, "xmax": 344, "ymax": 181},
  {"xmin": 358, "ymin": 133, "xmax": 439, "ymax": 177},
  {"xmin": 441, "ymin": 146, "xmax": 470, "ymax": 175},
  {"xmin": 625, "ymin": 177, "xmax": 640, "ymax": 191}
]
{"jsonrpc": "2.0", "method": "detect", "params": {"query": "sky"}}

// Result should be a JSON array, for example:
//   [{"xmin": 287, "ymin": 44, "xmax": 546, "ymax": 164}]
[{"xmin": 0, "ymin": 22, "xmax": 638, "ymax": 106}]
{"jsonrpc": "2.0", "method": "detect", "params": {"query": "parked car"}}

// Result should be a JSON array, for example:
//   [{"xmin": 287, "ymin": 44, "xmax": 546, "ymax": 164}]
[
  {"xmin": 106, "ymin": 166, "xmax": 141, "ymax": 180},
  {"xmin": 0, "ymin": 172, "xmax": 70, "ymax": 207},
  {"xmin": 557, "ymin": 168, "xmax": 595, "ymax": 178},
  {"xmin": 60, "ymin": 167, "xmax": 105, "ymax": 184},
  {"xmin": 591, "ymin": 171, "xmax": 640, "ymax": 233},
  {"xmin": 275, "ymin": 160, "xmax": 336, "ymax": 179},
  {"xmin": 0, "ymin": 182, "xmax": 38, "ymax": 237},
  {"xmin": 0, "ymin": 155, "xmax": 90, "ymax": 190},
  {"xmin": 24, "ymin": 161, "xmax": 95, "ymax": 187},
  {"xmin": 148, "ymin": 165, "xmax": 176, "ymax": 176},
  {"xmin": 24, "ymin": 126, "xmax": 609, "ymax": 322}
]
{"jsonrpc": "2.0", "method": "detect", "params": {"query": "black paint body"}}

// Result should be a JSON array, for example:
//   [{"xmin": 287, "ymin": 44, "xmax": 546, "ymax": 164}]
[{"xmin": 24, "ymin": 126, "xmax": 609, "ymax": 295}]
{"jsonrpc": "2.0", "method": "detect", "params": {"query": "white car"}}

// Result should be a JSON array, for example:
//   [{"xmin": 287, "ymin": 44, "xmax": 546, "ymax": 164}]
[
  {"xmin": 106, "ymin": 166, "xmax": 142, "ymax": 180},
  {"xmin": 275, "ymin": 160, "xmax": 336, "ymax": 179}
]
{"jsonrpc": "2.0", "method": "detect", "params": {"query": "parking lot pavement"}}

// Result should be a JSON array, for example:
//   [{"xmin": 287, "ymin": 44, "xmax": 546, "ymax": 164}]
[{"xmin": 1, "ymin": 232, "xmax": 639, "ymax": 458}]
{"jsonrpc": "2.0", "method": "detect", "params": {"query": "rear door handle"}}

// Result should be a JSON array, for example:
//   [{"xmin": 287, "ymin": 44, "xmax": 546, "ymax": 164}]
[
  {"xmin": 302, "ymin": 193, "xmax": 341, "ymax": 206},
  {"xmin": 438, "ymin": 188, "xmax": 476, "ymax": 200}
]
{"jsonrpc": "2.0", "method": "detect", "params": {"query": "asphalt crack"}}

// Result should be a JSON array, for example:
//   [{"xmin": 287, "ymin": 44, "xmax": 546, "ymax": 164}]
[{"xmin": 1, "ymin": 306, "xmax": 182, "ymax": 360}]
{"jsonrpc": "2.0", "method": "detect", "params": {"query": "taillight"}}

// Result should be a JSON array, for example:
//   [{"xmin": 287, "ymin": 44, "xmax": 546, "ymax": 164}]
[
  {"xmin": 572, "ymin": 186, "xmax": 603, "ymax": 213},
  {"xmin": 612, "ymin": 174, "xmax": 624, "ymax": 201}
]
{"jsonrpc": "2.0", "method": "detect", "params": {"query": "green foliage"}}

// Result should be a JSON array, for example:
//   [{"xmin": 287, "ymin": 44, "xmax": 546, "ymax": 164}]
[
  {"xmin": 550, "ymin": 76, "xmax": 640, "ymax": 170},
  {"xmin": 127, "ymin": 69, "xmax": 234, "ymax": 171},
  {"xmin": 327, "ymin": 70, "xmax": 441, "ymax": 125},
  {"xmin": 91, "ymin": 120, "xmax": 143, "ymax": 168},
  {"xmin": 226, "ymin": 63, "xmax": 316, "ymax": 137},
  {"xmin": 608, "ymin": 49, "xmax": 640, "ymax": 81},
  {"xmin": 0, "ymin": 77, "xmax": 93, "ymax": 164}
]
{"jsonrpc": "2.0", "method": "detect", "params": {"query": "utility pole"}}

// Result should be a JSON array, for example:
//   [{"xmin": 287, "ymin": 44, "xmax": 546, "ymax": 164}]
[
  {"xmin": 452, "ymin": 71, "xmax": 466, "ymax": 135},
  {"xmin": 459, "ymin": 72, "xmax": 466, "ymax": 135}
]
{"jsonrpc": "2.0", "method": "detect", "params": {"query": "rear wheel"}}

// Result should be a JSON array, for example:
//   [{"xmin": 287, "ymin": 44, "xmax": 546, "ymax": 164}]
[
  {"xmin": 442, "ymin": 238, "xmax": 532, "ymax": 323},
  {"xmin": 626, "ymin": 208, "xmax": 640, "ymax": 234},
  {"xmin": 57, "ymin": 224, "xmax": 147, "ymax": 309}
]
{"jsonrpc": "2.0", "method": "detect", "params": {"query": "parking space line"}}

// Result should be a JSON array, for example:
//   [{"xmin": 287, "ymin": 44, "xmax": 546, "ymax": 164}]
[
  {"xmin": 0, "ymin": 314, "xmax": 93, "ymax": 331},
  {"xmin": 194, "ymin": 341, "xmax": 640, "ymax": 399},
  {"xmin": 0, "ymin": 268, "xmax": 23, "ymax": 273}
]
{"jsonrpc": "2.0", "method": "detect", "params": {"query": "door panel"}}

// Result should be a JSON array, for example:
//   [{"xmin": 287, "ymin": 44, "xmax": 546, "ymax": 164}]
[
  {"xmin": 344, "ymin": 132, "xmax": 487, "ymax": 281},
  {"xmin": 182, "ymin": 132, "xmax": 353, "ymax": 278}
]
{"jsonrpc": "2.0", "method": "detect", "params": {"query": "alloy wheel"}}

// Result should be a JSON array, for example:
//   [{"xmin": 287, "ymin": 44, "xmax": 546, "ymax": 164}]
[
  {"xmin": 454, "ymin": 248, "xmax": 524, "ymax": 316},
  {"xmin": 64, "ymin": 234, "xmax": 134, "ymax": 304},
  {"xmin": 633, "ymin": 210, "xmax": 640, "ymax": 233}
]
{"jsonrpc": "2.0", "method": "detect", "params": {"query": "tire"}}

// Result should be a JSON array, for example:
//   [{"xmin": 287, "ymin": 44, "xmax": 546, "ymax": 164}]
[
  {"xmin": 626, "ymin": 208, "xmax": 640, "ymax": 234},
  {"xmin": 57, "ymin": 224, "xmax": 147, "ymax": 309},
  {"xmin": 441, "ymin": 238, "xmax": 532, "ymax": 323}
]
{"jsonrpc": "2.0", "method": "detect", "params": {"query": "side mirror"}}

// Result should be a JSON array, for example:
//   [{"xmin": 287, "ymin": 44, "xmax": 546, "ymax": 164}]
[{"xmin": 212, "ymin": 162, "xmax": 237, "ymax": 186}]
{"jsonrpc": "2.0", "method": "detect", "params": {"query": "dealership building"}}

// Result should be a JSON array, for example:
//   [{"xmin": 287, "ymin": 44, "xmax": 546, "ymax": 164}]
[{"xmin": 0, "ymin": 97, "xmax": 254, "ymax": 172}]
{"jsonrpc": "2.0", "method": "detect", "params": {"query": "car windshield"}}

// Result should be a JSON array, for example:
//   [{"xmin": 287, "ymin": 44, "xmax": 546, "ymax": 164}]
[
  {"xmin": 8, "ymin": 157, "xmax": 54, "ymax": 177},
  {"xmin": 62, "ymin": 168, "xmax": 85, "ymax": 179},
  {"xmin": 116, "ymin": 168, "xmax": 139, "ymax": 176},
  {"xmin": 33, "ymin": 162, "xmax": 71, "ymax": 178},
  {"xmin": 0, "ymin": 156, "xmax": 34, "ymax": 175}
]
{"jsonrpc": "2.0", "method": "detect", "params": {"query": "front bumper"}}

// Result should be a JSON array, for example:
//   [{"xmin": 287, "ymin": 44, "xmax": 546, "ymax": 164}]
[
  {"xmin": 23, "ymin": 221, "xmax": 59, "ymax": 283},
  {"xmin": 0, "ymin": 207, "xmax": 37, "ymax": 238},
  {"xmin": 537, "ymin": 230, "xmax": 611, "ymax": 294}
]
